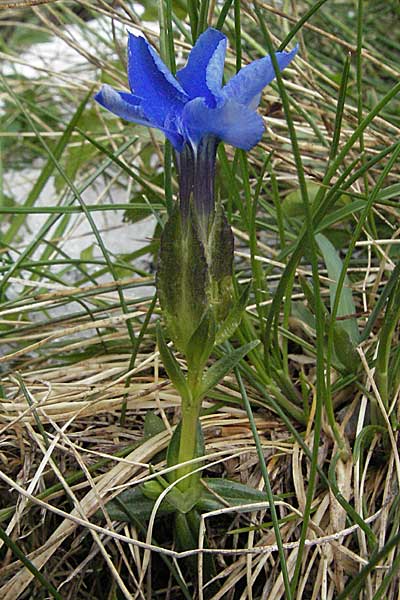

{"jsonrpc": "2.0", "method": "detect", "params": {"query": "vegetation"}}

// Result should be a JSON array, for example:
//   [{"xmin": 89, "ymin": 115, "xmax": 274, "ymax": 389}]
[{"xmin": 1, "ymin": 0, "xmax": 400, "ymax": 598}]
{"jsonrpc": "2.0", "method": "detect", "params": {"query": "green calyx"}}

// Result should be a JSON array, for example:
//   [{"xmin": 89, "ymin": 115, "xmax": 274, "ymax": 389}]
[
  {"xmin": 156, "ymin": 201, "xmax": 234, "ymax": 357},
  {"xmin": 156, "ymin": 205, "xmax": 209, "ymax": 355}
]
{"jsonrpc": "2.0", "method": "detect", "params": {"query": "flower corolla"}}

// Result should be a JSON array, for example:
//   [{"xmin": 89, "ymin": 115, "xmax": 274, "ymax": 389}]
[{"xmin": 95, "ymin": 28, "xmax": 297, "ymax": 152}]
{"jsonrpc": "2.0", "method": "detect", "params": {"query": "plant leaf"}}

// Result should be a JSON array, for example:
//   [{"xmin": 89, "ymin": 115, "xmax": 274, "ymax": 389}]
[
  {"xmin": 197, "ymin": 477, "xmax": 271, "ymax": 511},
  {"xmin": 144, "ymin": 412, "xmax": 167, "ymax": 438},
  {"xmin": 332, "ymin": 323, "xmax": 359, "ymax": 373},
  {"xmin": 156, "ymin": 323, "xmax": 189, "ymax": 400},
  {"xmin": 316, "ymin": 233, "xmax": 359, "ymax": 343},
  {"xmin": 199, "ymin": 340, "xmax": 260, "ymax": 397},
  {"xmin": 186, "ymin": 309, "xmax": 216, "ymax": 371},
  {"xmin": 215, "ymin": 282, "xmax": 251, "ymax": 345},
  {"xmin": 104, "ymin": 487, "xmax": 174, "ymax": 523}
]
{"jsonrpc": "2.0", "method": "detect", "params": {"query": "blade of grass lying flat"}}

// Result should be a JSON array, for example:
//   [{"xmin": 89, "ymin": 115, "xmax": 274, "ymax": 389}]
[
  {"xmin": 376, "ymin": 182, "xmax": 400, "ymax": 202},
  {"xmin": 0, "ymin": 203, "xmax": 162, "ymax": 214},
  {"xmin": 0, "ymin": 438, "xmax": 144, "ymax": 523},
  {"xmin": 15, "ymin": 373, "xmax": 50, "ymax": 449},
  {"xmin": 0, "ymin": 294, "xmax": 153, "ymax": 345}
]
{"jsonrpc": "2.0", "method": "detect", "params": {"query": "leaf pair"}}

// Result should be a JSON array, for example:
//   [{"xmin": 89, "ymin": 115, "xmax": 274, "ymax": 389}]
[
  {"xmin": 157, "ymin": 322, "xmax": 259, "ymax": 402},
  {"xmin": 105, "ymin": 476, "xmax": 272, "ymax": 523}
]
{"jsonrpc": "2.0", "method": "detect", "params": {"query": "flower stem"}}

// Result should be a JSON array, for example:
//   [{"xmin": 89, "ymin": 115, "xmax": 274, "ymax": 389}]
[
  {"xmin": 177, "ymin": 402, "xmax": 201, "ymax": 491},
  {"xmin": 177, "ymin": 365, "xmax": 203, "ymax": 491}
]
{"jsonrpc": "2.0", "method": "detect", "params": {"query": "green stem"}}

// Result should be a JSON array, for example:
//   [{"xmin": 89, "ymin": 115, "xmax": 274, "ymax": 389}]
[
  {"xmin": 177, "ymin": 401, "xmax": 201, "ymax": 491},
  {"xmin": 176, "ymin": 361, "xmax": 203, "ymax": 490}
]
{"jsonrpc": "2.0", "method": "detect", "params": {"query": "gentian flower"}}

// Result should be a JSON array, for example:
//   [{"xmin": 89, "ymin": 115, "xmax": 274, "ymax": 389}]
[
  {"xmin": 95, "ymin": 28, "xmax": 298, "ymax": 353},
  {"xmin": 95, "ymin": 28, "xmax": 297, "ymax": 154},
  {"xmin": 95, "ymin": 28, "xmax": 297, "ymax": 220}
]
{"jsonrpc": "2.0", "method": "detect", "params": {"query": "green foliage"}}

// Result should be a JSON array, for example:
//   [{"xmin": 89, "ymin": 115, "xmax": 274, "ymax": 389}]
[
  {"xmin": 215, "ymin": 281, "xmax": 251, "ymax": 345},
  {"xmin": 332, "ymin": 323, "xmax": 359, "ymax": 373},
  {"xmin": 186, "ymin": 309, "xmax": 216, "ymax": 372},
  {"xmin": 144, "ymin": 411, "xmax": 167, "ymax": 438},
  {"xmin": 156, "ymin": 323, "xmax": 190, "ymax": 400},
  {"xmin": 316, "ymin": 232, "xmax": 359, "ymax": 343},
  {"xmin": 105, "ymin": 485, "xmax": 175, "ymax": 523},
  {"xmin": 199, "ymin": 340, "xmax": 259, "ymax": 397},
  {"xmin": 198, "ymin": 477, "xmax": 271, "ymax": 511},
  {"xmin": 104, "ymin": 476, "xmax": 276, "ymax": 523}
]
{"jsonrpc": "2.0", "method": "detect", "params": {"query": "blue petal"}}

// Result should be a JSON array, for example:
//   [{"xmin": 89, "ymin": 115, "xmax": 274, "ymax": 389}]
[
  {"xmin": 182, "ymin": 97, "xmax": 264, "ymax": 151},
  {"xmin": 95, "ymin": 85, "xmax": 152, "ymax": 126},
  {"xmin": 176, "ymin": 27, "xmax": 227, "ymax": 107},
  {"xmin": 127, "ymin": 33, "xmax": 187, "ymax": 128},
  {"xmin": 222, "ymin": 45, "xmax": 298, "ymax": 107},
  {"xmin": 95, "ymin": 85, "xmax": 184, "ymax": 150}
]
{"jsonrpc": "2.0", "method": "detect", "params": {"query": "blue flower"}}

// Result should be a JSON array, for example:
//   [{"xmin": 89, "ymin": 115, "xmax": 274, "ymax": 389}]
[{"xmin": 95, "ymin": 28, "xmax": 297, "ymax": 153}]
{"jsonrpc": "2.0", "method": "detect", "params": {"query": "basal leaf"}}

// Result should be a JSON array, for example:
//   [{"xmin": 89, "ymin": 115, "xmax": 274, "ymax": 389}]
[
  {"xmin": 316, "ymin": 233, "xmax": 359, "ymax": 343},
  {"xmin": 197, "ymin": 477, "xmax": 270, "ymax": 512},
  {"xmin": 104, "ymin": 486, "xmax": 174, "ymax": 524}
]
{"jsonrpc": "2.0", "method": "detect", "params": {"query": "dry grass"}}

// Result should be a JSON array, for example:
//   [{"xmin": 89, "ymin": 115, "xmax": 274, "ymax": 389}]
[{"xmin": 1, "ymin": 282, "xmax": 399, "ymax": 598}]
